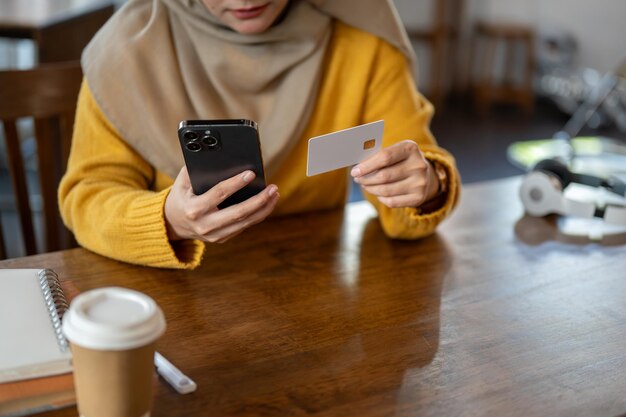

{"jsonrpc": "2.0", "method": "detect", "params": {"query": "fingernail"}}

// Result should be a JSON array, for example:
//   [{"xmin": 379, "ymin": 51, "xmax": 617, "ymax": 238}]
[
  {"xmin": 243, "ymin": 171, "xmax": 254, "ymax": 182},
  {"xmin": 351, "ymin": 166, "xmax": 361, "ymax": 177},
  {"xmin": 268, "ymin": 185, "xmax": 278, "ymax": 197}
]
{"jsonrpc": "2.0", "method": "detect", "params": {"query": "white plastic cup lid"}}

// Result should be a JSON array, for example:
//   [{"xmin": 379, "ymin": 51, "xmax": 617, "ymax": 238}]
[{"xmin": 63, "ymin": 287, "xmax": 166, "ymax": 351}]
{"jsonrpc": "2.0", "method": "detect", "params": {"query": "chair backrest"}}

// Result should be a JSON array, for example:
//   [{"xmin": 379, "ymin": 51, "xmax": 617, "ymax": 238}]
[{"xmin": 0, "ymin": 61, "xmax": 83, "ymax": 259}]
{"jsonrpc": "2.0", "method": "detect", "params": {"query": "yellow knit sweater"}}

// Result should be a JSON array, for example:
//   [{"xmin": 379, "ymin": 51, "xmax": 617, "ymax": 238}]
[{"xmin": 59, "ymin": 22, "xmax": 460, "ymax": 269}]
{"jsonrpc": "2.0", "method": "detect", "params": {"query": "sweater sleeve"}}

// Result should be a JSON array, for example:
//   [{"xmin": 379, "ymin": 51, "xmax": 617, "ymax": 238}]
[
  {"xmin": 361, "ymin": 40, "xmax": 461, "ymax": 239},
  {"xmin": 58, "ymin": 80, "xmax": 205, "ymax": 269}
]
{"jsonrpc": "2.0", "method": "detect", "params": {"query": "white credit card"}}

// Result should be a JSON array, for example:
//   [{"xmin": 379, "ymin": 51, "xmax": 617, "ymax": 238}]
[{"xmin": 306, "ymin": 120, "xmax": 384, "ymax": 177}]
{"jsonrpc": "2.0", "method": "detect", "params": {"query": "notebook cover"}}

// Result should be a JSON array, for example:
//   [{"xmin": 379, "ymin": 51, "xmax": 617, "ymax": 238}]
[{"xmin": 0, "ymin": 269, "xmax": 72, "ymax": 384}]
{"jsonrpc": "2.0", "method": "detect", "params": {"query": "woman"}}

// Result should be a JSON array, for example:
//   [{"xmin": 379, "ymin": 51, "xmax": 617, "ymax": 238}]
[{"xmin": 59, "ymin": 0, "xmax": 460, "ymax": 269}]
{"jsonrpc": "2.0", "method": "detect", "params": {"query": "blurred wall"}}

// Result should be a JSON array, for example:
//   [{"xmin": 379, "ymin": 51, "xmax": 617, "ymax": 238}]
[
  {"xmin": 4, "ymin": 1, "xmax": 623, "ymax": 76},
  {"xmin": 473, "ymin": 0, "xmax": 626, "ymax": 72},
  {"xmin": 394, "ymin": 0, "xmax": 626, "ymax": 76}
]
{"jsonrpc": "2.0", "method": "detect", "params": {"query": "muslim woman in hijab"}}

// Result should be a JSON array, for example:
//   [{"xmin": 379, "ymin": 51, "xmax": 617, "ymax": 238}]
[{"xmin": 58, "ymin": 0, "xmax": 461, "ymax": 269}]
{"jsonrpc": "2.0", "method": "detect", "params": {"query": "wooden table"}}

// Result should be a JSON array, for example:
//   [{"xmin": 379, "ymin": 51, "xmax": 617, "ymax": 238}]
[
  {"xmin": 0, "ymin": 0, "xmax": 114, "ymax": 63},
  {"xmin": 3, "ymin": 177, "xmax": 626, "ymax": 416}
]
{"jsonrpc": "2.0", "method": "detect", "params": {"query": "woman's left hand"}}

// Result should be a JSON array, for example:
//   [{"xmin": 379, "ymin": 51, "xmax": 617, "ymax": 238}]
[{"xmin": 351, "ymin": 140, "xmax": 439, "ymax": 208}]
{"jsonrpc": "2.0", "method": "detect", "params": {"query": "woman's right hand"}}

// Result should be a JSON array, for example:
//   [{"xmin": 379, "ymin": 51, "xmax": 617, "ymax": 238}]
[{"xmin": 164, "ymin": 166, "xmax": 280, "ymax": 243}]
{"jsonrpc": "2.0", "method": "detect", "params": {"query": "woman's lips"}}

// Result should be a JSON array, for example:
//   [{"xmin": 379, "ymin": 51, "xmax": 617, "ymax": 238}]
[{"xmin": 231, "ymin": 4, "xmax": 269, "ymax": 20}]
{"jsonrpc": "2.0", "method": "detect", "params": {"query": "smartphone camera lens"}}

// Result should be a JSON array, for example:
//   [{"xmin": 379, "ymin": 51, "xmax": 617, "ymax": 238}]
[
  {"xmin": 202, "ymin": 135, "xmax": 220, "ymax": 149},
  {"xmin": 183, "ymin": 130, "xmax": 199, "ymax": 141},
  {"xmin": 185, "ymin": 140, "xmax": 202, "ymax": 152}
]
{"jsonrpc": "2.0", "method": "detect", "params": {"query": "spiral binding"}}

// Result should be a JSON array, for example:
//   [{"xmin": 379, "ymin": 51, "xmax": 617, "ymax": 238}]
[{"xmin": 38, "ymin": 269, "xmax": 70, "ymax": 352}]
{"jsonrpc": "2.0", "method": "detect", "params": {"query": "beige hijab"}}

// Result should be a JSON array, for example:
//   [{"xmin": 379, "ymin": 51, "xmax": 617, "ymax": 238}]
[{"xmin": 82, "ymin": 0, "xmax": 413, "ymax": 179}]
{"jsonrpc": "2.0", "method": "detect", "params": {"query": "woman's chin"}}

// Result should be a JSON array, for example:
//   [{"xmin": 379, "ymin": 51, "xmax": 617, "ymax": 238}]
[{"xmin": 229, "ymin": 20, "xmax": 272, "ymax": 34}]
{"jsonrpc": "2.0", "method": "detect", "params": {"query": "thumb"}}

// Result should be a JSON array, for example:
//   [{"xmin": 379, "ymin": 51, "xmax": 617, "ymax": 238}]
[{"xmin": 174, "ymin": 166, "xmax": 193, "ymax": 190}]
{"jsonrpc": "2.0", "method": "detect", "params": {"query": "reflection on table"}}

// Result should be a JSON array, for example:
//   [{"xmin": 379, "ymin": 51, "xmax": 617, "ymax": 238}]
[{"xmin": 2, "ymin": 176, "xmax": 625, "ymax": 416}]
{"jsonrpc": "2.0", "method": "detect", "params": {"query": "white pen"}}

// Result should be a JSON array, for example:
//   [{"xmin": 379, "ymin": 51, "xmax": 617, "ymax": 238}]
[{"xmin": 154, "ymin": 352, "xmax": 197, "ymax": 394}]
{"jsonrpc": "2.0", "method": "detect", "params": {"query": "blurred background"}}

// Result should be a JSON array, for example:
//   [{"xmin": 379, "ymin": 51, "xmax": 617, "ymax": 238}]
[
  {"xmin": 393, "ymin": 0, "xmax": 626, "ymax": 183},
  {"xmin": 0, "ymin": 0, "xmax": 625, "ymax": 257}
]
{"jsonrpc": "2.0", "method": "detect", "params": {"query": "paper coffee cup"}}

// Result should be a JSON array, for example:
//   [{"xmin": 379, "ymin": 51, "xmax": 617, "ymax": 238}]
[{"xmin": 63, "ymin": 287, "xmax": 166, "ymax": 417}]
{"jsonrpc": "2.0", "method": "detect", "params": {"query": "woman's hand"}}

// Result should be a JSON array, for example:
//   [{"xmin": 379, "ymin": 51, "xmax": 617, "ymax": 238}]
[
  {"xmin": 164, "ymin": 167, "xmax": 279, "ymax": 243},
  {"xmin": 351, "ymin": 140, "xmax": 439, "ymax": 208}
]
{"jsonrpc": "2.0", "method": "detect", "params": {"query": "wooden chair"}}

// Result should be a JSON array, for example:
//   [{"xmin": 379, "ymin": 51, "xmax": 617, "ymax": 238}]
[
  {"xmin": 0, "ymin": 61, "xmax": 83, "ymax": 259},
  {"xmin": 406, "ymin": 0, "xmax": 464, "ymax": 108},
  {"xmin": 469, "ymin": 21, "xmax": 536, "ymax": 116}
]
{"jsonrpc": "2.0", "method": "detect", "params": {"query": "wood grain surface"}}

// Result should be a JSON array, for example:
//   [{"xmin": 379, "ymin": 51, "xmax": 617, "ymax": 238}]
[{"xmin": 3, "ymin": 177, "xmax": 626, "ymax": 417}]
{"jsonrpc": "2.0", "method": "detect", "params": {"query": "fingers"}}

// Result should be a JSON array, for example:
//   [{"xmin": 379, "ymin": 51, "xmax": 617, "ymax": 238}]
[
  {"xmin": 353, "ymin": 163, "xmax": 413, "ymax": 186},
  {"xmin": 195, "ymin": 170, "xmax": 257, "ymax": 207},
  {"xmin": 351, "ymin": 140, "xmax": 418, "ymax": 178},
  {"xmin": 177, "ymin": 165, "xmax": 192, "ymax": 189},
  {"xmin": 350, "ymin": 140, "xmax": 436, "ymax": 209},
  {"xmin": 195, "ymin": 184, "xmax": 280, "ymax": 243},
  {"xmin": 359, "ymin": 175, "xmax": 427, "ymax": 198},
  {"xmin": 209, "ymin": 188, "xmax": 280, "ymax": 243},
  {"xmin": 215, "ymin": 184, "xmax": 278, "ymax": 228},
  {"xmin": 360, "ymin": 174, "xmax": 430, "ymax": 208},
  {"xmin": 165, "ymin": 168, "xmax": 279, "ymax": 242}
]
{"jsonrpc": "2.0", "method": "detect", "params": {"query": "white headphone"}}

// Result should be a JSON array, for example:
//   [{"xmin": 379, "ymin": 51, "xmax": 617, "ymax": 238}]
[{"xmin": 520, "ymin": 159, "xmax": 626, "ymax": 225}]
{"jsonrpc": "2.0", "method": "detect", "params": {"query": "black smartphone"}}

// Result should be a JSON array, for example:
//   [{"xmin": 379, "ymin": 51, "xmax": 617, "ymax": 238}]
[{"xmin": 178, "ymin": 119, "xmax": 266, "ymax": 208}]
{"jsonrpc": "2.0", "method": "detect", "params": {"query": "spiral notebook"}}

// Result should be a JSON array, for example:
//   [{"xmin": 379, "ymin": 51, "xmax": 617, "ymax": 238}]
[{"xmin": 0, "ymin": 269, "xmax": 72, "ymax": 384}]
